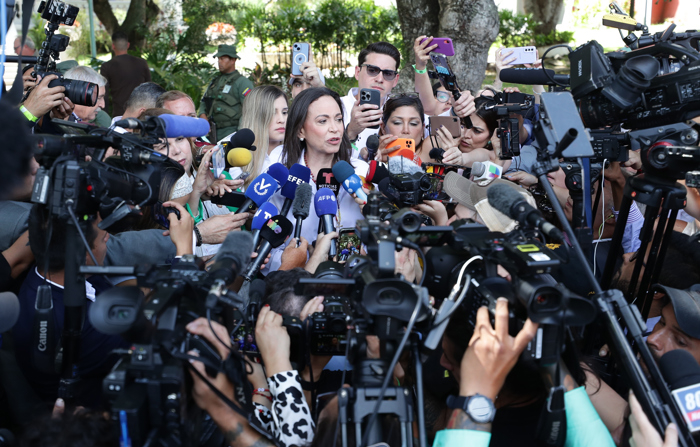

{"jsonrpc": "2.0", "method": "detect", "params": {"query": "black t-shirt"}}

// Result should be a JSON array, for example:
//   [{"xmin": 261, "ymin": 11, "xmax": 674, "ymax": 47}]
[{"xmin": 490, "ymin": 399, "xmax": 546, "ymax": 447}]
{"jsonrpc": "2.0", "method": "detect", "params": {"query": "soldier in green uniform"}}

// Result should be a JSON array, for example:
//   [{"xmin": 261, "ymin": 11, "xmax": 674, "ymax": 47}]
[{"xmin": 198, "ymin": 44, "xmax": 255, "ymax": 141}]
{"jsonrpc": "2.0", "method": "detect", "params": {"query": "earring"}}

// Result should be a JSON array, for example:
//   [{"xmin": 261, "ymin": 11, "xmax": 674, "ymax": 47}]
[{"xmin": 300, "ymin": 137, "xmax": 305, "ymax": 142}]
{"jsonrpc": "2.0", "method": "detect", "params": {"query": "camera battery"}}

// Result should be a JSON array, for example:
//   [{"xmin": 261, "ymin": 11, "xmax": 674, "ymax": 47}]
[{"xmin": 31, "ymin": 167, "xmax": 50, "ymax": 204}]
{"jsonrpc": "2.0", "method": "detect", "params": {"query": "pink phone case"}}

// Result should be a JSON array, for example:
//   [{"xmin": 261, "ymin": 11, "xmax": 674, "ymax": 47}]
[{"xmin": 421, "ymin": 37, "xmax": 455, "ymax": 57}]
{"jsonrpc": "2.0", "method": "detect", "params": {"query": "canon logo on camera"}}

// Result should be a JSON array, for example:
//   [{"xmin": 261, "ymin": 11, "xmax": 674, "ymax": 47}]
[{"xmin": 37, "ymin": 321, "xmax": 48, "ymax": 351}]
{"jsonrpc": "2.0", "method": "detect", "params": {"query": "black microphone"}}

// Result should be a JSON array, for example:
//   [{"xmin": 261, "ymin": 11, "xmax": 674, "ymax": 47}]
[
  {"xmin": 659, "ymin": 349, "xmax": 700, "ymax": 436},
  {"xmin": 366, "ymin": 134, "xmax": 380, "ymax": 161},
  {"xmin": 31, "ymin": 286, "xmax": 55, "ymax": 373},
  {"xmin": 247, "ymin": 278, "xmax": 266, "ymax": 324},
  {"xmin": 244, "ymin": 215, "xmax": 293, "ymax": 281},
  {"xmin": 429, "ymin": 147, "xmax": 445, "ymax": 162},
  {"xmin": 487, "ymin": 183, "xmax": 564, "ymax": 241},
  {"xmin": 206, "ymin": 232, "xmax": 254, "ymax": 307},
  {"xmin": 292, "ymin": 182, "xmax": 312, "ymax": 245},
  {"xmin": 499, "ymin": 68, "xmax": 570, "ymax": 86},
  {"xmin": 0, "ymin": 291, "xmax": 19, "ymax": 333}
]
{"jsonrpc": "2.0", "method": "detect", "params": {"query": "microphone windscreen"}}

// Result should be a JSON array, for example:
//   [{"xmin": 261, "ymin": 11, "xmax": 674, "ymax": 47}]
[
  {"xmin": 281, "ymin": 164, "xmax": 311, "ymax": 200},
  {"xmin": 388, "ymin": 156, "xmax": 423, "ymax": 175},
  {"xmin": 429, "ymin": 147, "xmax": 445, "ymax": 160},
  {"xmin": 499, "ymin": 68, "xmax": 557, "ymax": 85},
  {"xmin": 659, "ymin": 349, "xmax": 700, "ymax": 390},
  {"xmin": 486, "ymin": 183, "xmax": 521, "ymax": 218},
  {"xmin": 314, "ymin": 187, "xmax": 338, "ymax": 216},
  {"xmin": 316, "ymin": 168, "xmax": 340, "ymax": 196},
  {"xmin": 245, "ymin": 173, "xmax": 277, "ymax": 206},
  {"xmin": 366, "ymin": 160, "xmax": 391, "ymax": 184},
  {"xmin": 472, "ymin": 161, "xmax": 486, "ymax": 177},
  {"xmin": 292, "ymin": 182, "xmax": 313, "ymax": 219},
  {"xmin": 259, "ymin": 215, "xmax": 293, "ymax": 248},
  {"xmin": 331, "ymin": 160, "xmax": 355, "ymax": 183},
  {"xmin": 252, "ymin": 202, "xmax": 279, "ymax": 230},
  {"xmin": 227, "ymin": 148, "xmax": 252, "ymax": 167},
  {"xmin": 267, "ymin": 163, "xmax": 290, "ymax": 189},
  {"xmin": 0, "ymin": 292, "xmax": 19, "ymax": 332},
  {"xmin": 216, "ymin": 231, "xmax": 254, "ymax": 270},
  {"xmin": 159, "ymin": 114, "xmax": 211, "ymax": 138},
  {"xmin": 366, "ymin": 134, "xmax": 380, "ymax": 152},
  {"xmin": 229, "ymin": 128, "xmax": 256, "ymax": 150}
]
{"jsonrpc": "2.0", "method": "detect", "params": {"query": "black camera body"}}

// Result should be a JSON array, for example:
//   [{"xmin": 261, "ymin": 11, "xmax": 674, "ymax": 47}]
[{"xmin": 307, "ymin": 296, "xmax": 352, "ymax": 355}]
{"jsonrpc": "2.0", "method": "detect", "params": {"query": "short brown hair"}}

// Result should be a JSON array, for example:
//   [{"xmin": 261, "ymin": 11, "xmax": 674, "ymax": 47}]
[{"xmin": 156, "ymin": 90, "xmax": 194, "ymax": 109}]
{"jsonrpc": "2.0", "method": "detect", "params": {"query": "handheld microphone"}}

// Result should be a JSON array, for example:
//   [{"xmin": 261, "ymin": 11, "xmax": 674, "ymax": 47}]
[
  {"xmin": 251, "ymin": 202, "xmax": 278, "ymax": 249},
  {"xmin": 235, "ymin": 173, "xmax": 277, "ymax": 214},
  {"xmin": 247, "ymin": 279, "xmax": 266, "ymax": 324},
  {"xmin": 244, "ymin": 215, "xmax": 293, "ymax": 280},
  {"xmin": 429, "ymin": 147, "xmax": 445, "ymax": 162},
  {"xmin": 659, "ymin": 349, "xmax": 700, "ymax": 435},
  {"xmin": 267, "ymin": 163, "xmax": 290, "ymax": 191},
  {"xmin": 366, "ymin": 134, "xmax": 380, "ymax": 161},
  {"xmin": 206, "ymin": 232, "xmax": 254, "ymax": 307},
  {"xmin": 471, "ymin": 161, "xmax": 503, "ymax": 182},
  {"xmin": 315, "ymin": 188, "xmax": 338, "ymax": 258},
  {"xmin": 317, "ymin": 168, "xmax": 340, "ymax": 197},
  {"xmin": 499, "ymin": 68, "xmax": 570, "ymax": 86},
  {"xmin": 226, "ymin": 148, "xmax": 252, "ymax": 167},
  {"xmin": 332, "ymin": 160, "xmax": 367, "ymax": 203},
  {"xmin": 292, "ymin": 182, "xmax": 313, "ymax": 243},
  {"xmin": 366, "ymin": 160, "xmax": 391, "ymax": 184},
  {"xmin": 0, "ymin": 291, "xmax": 19, "ymax": 333},
  {"xmin": 228, "ymin": 128, "xmax": 257, "ymax": 151},
  {"xmin": 487, "ymin": 183, "xmax": 563, "ymax": 241},
  {"xmin": 280, "ymin": 163, "xmax": 311, "ymax": 216}
]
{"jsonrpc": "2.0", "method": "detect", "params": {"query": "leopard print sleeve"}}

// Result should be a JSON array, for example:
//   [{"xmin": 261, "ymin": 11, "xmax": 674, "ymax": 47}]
[{"xmin": 266, "ymin": 370, "xmax": 316, "ymax": 447}]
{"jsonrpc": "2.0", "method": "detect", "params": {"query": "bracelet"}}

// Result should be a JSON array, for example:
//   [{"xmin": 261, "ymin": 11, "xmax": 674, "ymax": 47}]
[
  {"xmin": 193, "ymin": 225, "xmax": 203, "ymax": 246},
  {"xmin": 412, "ymin": 64, "xmax": 427, "ymax": 74},
  {"xmin": 253, "ymin": 388, "xmax": 273, "ymax": 402},
  {"xmin": 19, "ymin": 105, "xmax": 39, "ymax": 122}
]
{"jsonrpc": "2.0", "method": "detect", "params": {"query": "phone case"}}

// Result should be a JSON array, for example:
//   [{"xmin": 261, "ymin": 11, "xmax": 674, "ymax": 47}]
[
  {"xmin": 291, "ymin": 42, "xmax": 310, "ymax": 76},
  {"xmin": 359, "ymin": 88, "xmax": 381, "ymax": 129},
  {"xmin": 429, "ymin": 116, "xmax": 461, "ymax": 138},
  {"xmin": 501, "ymin": 46, "xmax": 537, "ymax": 65},
  {"xmin": 421, "ymin": 37, "xmax": 455, "ymax": 57},
  {"xmin": 209, "ymin": 191, "xmax": 246, "ymax": 208},
  {"xmin": 388, "ymin": 138, "xmax": 415, "ymax": 158}
]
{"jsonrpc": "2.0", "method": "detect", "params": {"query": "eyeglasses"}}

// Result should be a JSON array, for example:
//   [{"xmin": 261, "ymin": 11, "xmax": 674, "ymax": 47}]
[
  {"xmin": 360, "ymin": 64, "xmax": 398, "ymax": 81},
  {"xmin": 435, "ymin": 91, "xmax": 451, "ymax": 103},
  {"xmin": 386, "ymin": 92, "xmax": 420, "ymax": 101}
]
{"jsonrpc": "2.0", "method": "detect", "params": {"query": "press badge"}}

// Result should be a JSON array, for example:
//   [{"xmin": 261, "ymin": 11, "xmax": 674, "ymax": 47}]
[{"xmin": 222, "ymin": 84, "xmax": 231, "ymax": 94}]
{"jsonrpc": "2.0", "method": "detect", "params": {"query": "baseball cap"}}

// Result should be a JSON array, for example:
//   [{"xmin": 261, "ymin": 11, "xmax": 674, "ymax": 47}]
[
  {"xmin": 213, "ymin": 44, "xmax": 239, "ymax": 59},
  {"xmin": 652, "ymin": 284, "xmax": 700, "ymax": 339},
  {"xmin": 443, "ymin": 171, "xmax": 536, "ymax": 233}
]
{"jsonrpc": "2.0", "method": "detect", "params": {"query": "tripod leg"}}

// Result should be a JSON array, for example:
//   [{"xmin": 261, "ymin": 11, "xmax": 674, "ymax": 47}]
[
  {"xmin": 412, "ymin": 340, "xmax": 427, "ymax": 447},
  {"xmin": 601, "ymin": 194, "xmax": 632, "ymax": 288},
  {"xmin": 626, "ymin": 202, "xmax": 659, "ymax": 301},
  {"xmin": 639, "ymin": 208, "xmax": 678, "ymax": 319}
]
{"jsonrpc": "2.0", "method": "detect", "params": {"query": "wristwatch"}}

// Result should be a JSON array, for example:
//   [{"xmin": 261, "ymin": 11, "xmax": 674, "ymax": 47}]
[{"xmin": 446, "ymin": 394, "xmax": 496, "ymax": 423}]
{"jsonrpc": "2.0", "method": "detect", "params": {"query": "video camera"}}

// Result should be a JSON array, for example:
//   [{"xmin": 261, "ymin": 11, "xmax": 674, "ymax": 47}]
[{"xmin": 29, "ymin": 0, "xmax": 99, "ymax": 106}]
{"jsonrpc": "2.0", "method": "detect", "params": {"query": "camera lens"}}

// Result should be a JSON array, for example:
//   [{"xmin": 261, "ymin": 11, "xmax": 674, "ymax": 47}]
[{"xmin": 63, "ymin": 78, "xmax": 98, "ymax": 107}]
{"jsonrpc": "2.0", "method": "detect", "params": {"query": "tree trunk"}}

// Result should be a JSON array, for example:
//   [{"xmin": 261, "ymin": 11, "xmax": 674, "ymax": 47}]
[
  {"xmin": 438, "ymin": 0, "xmax": 499, "ymax": 93},
  {"xmin": 93, "ymin": 0, "xmax": 119, "ymax": 34},
  {"xmin": 93, "ymin": 0, "xmax": 160, "ymax": 47},
  {"xmin": 524, "ymin": 0, "xmax": 565, "ymax": 35},
  {"xmin": 395, "ymin": 0, "xmax": 440, "ymax": 93}
]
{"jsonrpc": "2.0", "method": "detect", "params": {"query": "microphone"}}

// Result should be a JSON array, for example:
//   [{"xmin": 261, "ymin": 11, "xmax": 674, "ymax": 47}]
[
  {"xmin": 115, "ymin": 115, "xmax": 211, "ymax": 138},
  {"xmin": 235, "ymin": 173, "xmax": 277, "ymax": 214},
  {"xmin": 388, "ymin": 155, "xmax": 423, "ymax": 176},
  {"xmin": 244, "ymin": 215, "xmax": 293, "ymax": 280},
  {"xmin": 0, "ymin": 291, "xmax": 19, "ymax": 332},
  {"xmin": 659, "ymin": 349, "xmax": 700, "ymax": 435},
  {"xmin": 471, "ymin": 161, "xmax": 503, "ymax": 182},
  {"xmin": 429, "ymin": 147, "xmax": 445, "ymax": 162},
  {"xmin": 499, "ymin": 68, "xmax": 570, "ymax": 86},
  {"xmin": 226, "ymin": 148, "xmax": 252, "ymax": 167},
  {"xmin": 292, "ymin": 182, "xmax": 313, "ymax": 243},
  {"xmin": 206, "ymin": 232, "xmax": 254, "ymax": 307},
  {"xmin": 315, "ymin": 188, "xmax": 339, "ymax": 258},
  {"xmin": 317, "ymin": 168, "xmax": 340, "ymax": 197},
  {"xmin": 331, "ymin": 160, "xmax": 367, "ymax": 203},
  {"xmin": 247, "ymin": 278, "xmax": 266, "ymax": 324},
  {"xmin": 267, "ymin": 163, "xmax": 290, "ymax": 191},
  {"xmin": 366, "ymin": 134, "xmax": 380, "ymax": 161},
  {"xmin": 280, "ymin": 163, "xmax": 311, "ymax": 216},
  {"xmin": 251, "ymin": 202, "xmax": 278, "ymax": 249},
  {"xmin": 228, "ymin": 128, "xmax": 257, "ymax": 151},
  {"xmin": 487, "ymin": 183, "xmax": 564, "ymax": 241},
  {"xmin": 366, "ymin": 160, "xmax": 391, "ymax": 184}
]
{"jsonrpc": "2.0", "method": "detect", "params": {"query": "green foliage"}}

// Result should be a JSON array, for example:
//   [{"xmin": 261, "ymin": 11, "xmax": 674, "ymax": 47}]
[
  {"xmin": 66, "ymin": 11, "xmax": 112, "ymax": 59},
  {"xmin": 496, "ymin": 9, "xmax": 574, "ymax": 48}
]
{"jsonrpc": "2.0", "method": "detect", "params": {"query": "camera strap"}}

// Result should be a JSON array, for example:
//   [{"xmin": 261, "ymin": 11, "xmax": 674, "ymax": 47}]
[
  {"xmin": 535, "ymin": 324, "xmax": 567, "ymax": 447},
  {"xmin": 32, "ymin": 284, "xmax": 59, "ymax": 374}
]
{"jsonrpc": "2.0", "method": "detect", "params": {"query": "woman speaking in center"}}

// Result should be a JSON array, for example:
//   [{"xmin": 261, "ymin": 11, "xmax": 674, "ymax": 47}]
[{"xmin": 265, "ymin": 87, "xmax": 369, "ymax": 273}]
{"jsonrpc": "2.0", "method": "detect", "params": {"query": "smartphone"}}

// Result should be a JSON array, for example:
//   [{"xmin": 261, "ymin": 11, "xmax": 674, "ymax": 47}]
[
  {"xmin": 387, "ymin": 138, "xmax": 415, "ymax": 158},
  {"xmin": 359, "ymin": 88, "xmax": 381, "ymax": 129},
  {"xmin": 429, "ymin": 116, "xmax": 461, "ymax": 138},
  {"xmin": 337, "ymin": 227, "xmax": 360, "ymax": 262},
  {"xmin": 501, "ymin": 46, "xmax": 537, "ymax": 65},
  {"xmin": 209, "ymin": 191, "xmax": 246, "ymax": 208},
  {"xmin": 233, "ymin": 171, "xmax": 251, "ymax": 182},
  {"xmin": 420, "ymin": 37, "xmax": 455, "ymax": 56},
  {"xmin": 291, "ymin": 42, "xmax": 310, "ymax": 76}
]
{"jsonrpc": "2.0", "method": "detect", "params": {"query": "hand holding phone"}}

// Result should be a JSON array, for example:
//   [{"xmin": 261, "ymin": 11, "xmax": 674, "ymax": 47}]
[
  {"xmin": 291, "ymin": 42, "xmax": 311, "ymax": 76},
  {"xmin": 499, "ymin": 46, "xmax": 537, "ymax": 65},
  {"xmin": 359, "ymin": 88, "xmax": 382, "ymax": 130},
  {"xmin": 420, "ymin": 37, "xmax": 454, "ymax": 56}
]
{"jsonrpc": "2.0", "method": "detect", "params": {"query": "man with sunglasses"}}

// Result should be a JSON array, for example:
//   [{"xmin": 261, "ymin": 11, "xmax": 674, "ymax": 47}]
[{"xmin": 341, "ymin": 42, "xmax": 402, "ymax": 156}]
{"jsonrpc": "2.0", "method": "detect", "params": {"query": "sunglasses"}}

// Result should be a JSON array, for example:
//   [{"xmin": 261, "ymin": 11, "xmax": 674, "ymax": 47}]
[
  {"xmin": 360, "ymin": 64, "xmax": 398, "ymax": 81},
  {"xmin": 386, "ymin": 92, "xmax": 420, "ymax": 101},
  {"xmin": 436, "ymin": 91, "xmax": 451, "ymax": 103}
]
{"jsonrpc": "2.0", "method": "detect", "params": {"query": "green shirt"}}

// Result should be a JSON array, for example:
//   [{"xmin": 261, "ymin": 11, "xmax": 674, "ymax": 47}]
[{"xmin": 199, "ymin": 70, "xmax": 254, "ymax": 140}]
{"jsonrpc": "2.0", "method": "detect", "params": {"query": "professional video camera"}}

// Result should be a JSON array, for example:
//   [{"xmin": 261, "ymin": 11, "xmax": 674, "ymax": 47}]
[
  {"xmin": 29, "ymin": 0, "xmax": 99, "ymax": 106},
  {"xmin": 484, "ymin": 91, "xmax": 536, "ymax": 159}
]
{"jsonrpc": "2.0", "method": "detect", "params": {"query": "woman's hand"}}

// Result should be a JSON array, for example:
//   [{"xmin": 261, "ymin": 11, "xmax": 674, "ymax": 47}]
[
  {"xmin": 412, "ymin": 200, "xmax": 448, "ymax": 226},
  {"xmin": 305, "ymin": 232, "xmax": 338, "ymax": 273},
  {"xmin": 300, "ymin": 296, "xmax": 324, "ymax": 322},
  {"xmin": 190, "ymin": 148, "xmax": 217, "ymax": 213},
  {"xmin": 375, "ymin": 134, "xmax": 401, "ymax": 162},
  {"xmin": 451, "ymin": 90, "xmax": 475, "ymax": 118},
  {"xmin": 442, "ymin": 146, "xmax": 464, "ymax": 165},
  {"xmin": 436, "ymin": 125, "xmax": 460, "ymax": 154},
  {"xmin": 629, "ymin": 391, "xmax": 678, "ymax": 447},
  {"xmin": 206, "ymin": 178, "xmax": 244, "ymax": 199},
  {"xmin": 413, "ymin": 36, "xmax": 438, "ymax": 71},
  {"xmin": 504, "ymin": 171, "xmax": 538, "ymax": 187},
  {"xmin": 395, "ymin": 247, "xmax": 418, "ymax": 283},
  {"xmin": 495, "ymin": 47, "xmax": 517, "ymax": 76},
  {"xmin": 162, "ymin": 201, "xmax": 194, "ymax": 256},
  {"xmin": 255, "ymin": 306, "xmax": 293, "ymax": 377}
]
